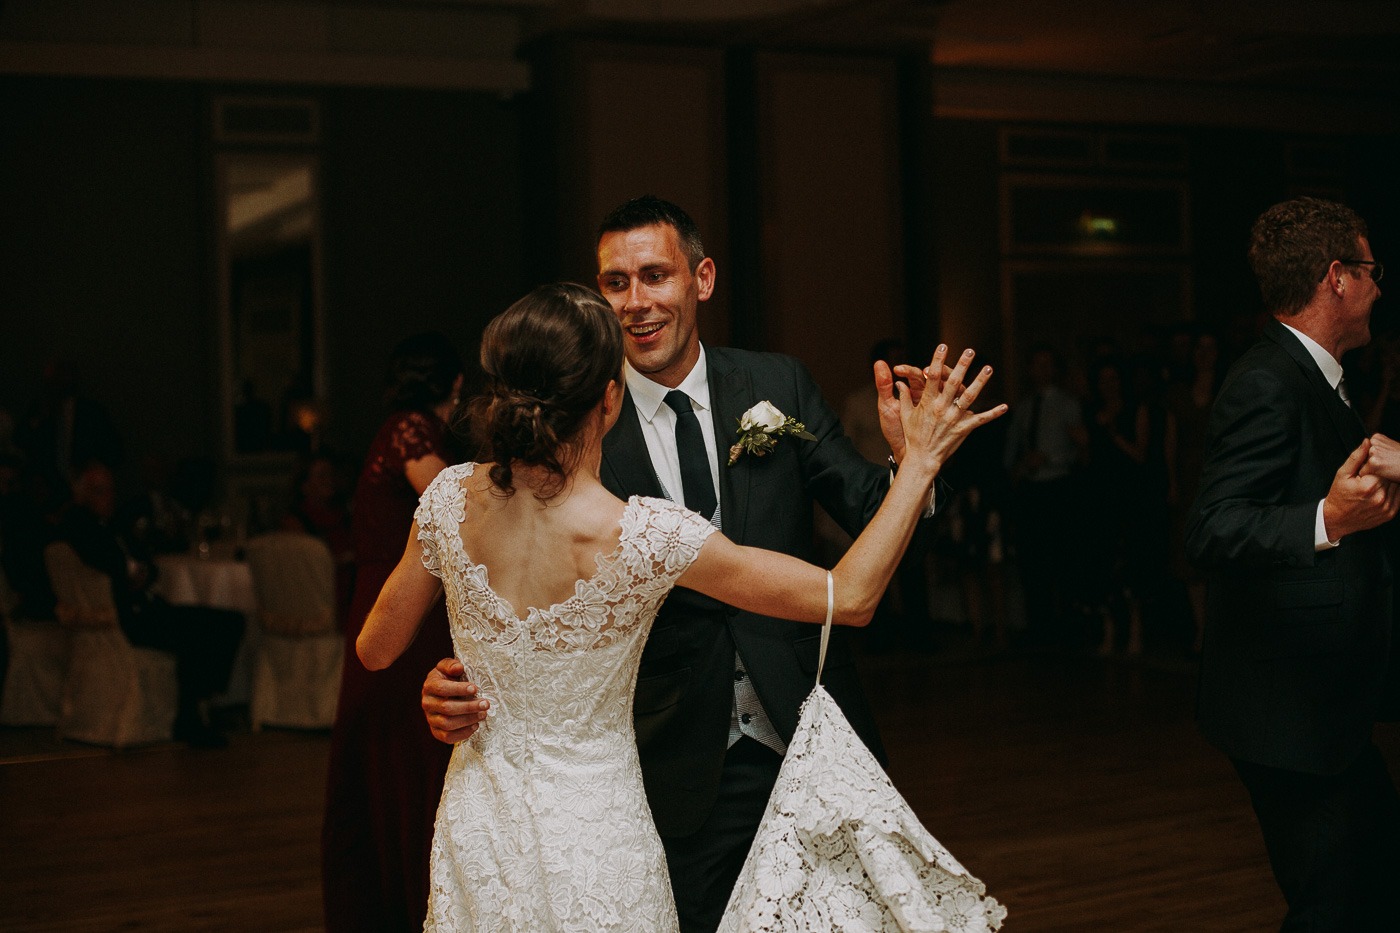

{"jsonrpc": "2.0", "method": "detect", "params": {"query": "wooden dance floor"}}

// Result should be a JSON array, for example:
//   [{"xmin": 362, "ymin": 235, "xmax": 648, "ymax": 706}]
[{"xmin": 3, "ymin": 646, "xmax": 1398, "ymax": 931}]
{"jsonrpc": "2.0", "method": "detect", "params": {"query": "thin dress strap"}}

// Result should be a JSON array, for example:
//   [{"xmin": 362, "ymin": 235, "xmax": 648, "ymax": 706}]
[{"xmin": 815, "ymin": 570, "xmax": 833, "ymax": 686}]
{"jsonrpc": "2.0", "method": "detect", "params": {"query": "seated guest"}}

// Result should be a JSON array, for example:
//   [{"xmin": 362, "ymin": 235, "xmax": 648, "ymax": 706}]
[
  {"xmin": 280, "ymin": 452, "xmax": 355, "ymax": 627},
  {"xmin": 0, "ymin": 453, "xmax": 58, "ymax": 622},
  {"xmin": 117, "ymin": 454, "xmax": 195, "ymax": 556},
  {"xmin": 58, "ymin": 462, "xmax": 244, "ymax": 747}
]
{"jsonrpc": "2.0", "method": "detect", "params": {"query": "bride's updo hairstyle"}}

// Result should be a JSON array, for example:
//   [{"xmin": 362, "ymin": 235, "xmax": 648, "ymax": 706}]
[{"xmin": 467, "ymin": 283, "xmax": 624, "ymax": 498}]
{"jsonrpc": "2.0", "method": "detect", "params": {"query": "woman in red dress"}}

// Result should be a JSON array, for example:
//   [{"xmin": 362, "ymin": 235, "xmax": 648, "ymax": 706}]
[{"xmin": 322, "ymin": 333, "xmax": 464, "ymax": 933}]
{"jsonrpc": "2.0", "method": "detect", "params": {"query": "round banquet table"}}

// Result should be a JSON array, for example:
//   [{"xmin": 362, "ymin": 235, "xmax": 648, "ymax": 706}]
[{"xmin": 152, "ymin": 553, "xmax": 259, "ymax": 705}]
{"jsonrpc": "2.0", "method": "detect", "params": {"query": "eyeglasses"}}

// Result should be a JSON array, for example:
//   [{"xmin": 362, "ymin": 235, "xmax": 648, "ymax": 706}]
[{"xmin": 1340, "ymin": 259, "xmax": 1384, "ymax": 283}]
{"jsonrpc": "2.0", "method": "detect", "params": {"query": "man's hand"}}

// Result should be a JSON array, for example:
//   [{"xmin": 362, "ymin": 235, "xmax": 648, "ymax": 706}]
[
  {"xmin": 422, "ymin": 658, "xmax": 490, "ymax": 744},
  {"xmin": 1362, "ymin": 433, "xmax": 1400, "ymax": 484},
  {"xmin": 1323, "ymin": 439, "xmax": 1400, "ymax": 541},
  {"xmin": 876, "ymin": 346, "xmax": 954, "ymax": 464}
]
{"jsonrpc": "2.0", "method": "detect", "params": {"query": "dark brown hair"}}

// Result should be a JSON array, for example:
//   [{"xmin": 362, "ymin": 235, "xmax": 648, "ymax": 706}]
[
  {"xmin": 465, "ymin": 283, "xmax": 624, "ymax": 498},
  {"xmin": 1248, "ymin": 197, "xmax": 1369, "ymax": 316},
  {"xmin": 384, "ymin": 332, "xmax": 463, "ymax": 413},
  {"xmin": 596, "ymin": 195, "xmax": 706, "ymax": 271}
]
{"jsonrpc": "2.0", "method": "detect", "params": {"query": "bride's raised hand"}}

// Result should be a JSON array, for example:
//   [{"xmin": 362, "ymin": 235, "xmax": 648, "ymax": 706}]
[{"xmin": 899, "ymin": 346, "xmax": 1007, "ymax": 474}]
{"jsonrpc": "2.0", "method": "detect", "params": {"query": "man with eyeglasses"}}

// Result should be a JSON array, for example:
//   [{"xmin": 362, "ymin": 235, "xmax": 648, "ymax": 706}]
[{"xmin": 1188, "ymin": 196, "xmax": 1399, "ymax": 931}]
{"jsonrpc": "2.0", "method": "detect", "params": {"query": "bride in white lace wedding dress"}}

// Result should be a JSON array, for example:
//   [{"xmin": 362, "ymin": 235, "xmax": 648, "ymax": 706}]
[
  {"xmin": 412, "ymin": 469, "xmax": 713, "ymax": 930},
  {"xmin": 356, "ymin": 283, "xmax": 1006, "ymax": 932}
]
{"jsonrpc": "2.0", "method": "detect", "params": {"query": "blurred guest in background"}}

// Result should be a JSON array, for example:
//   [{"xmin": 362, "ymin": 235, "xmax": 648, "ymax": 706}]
[
  {"xmin": 1003, "ymin": 344, "xmax": 1087, "ymax": 648},
  {"xmin": 281, "ymin": 451, "xmax": 355, "ymax": 627},
  {"xmin": 834, "ymin": 337, "xmax": 932, "ymax": 651},
  {"xmin": 936, "ymin": 392, "xmax": 1011, "ymax": 651},
  {"xmin": 1166, "ymin": 331, "xmax": 1222, "ymax": 653},
  {"xmin": 58, "ymin": 461, "xmax": 243, "ymax": 747},
  {"xmin": 0, "ymin": 452, "xmax": 57, "ymax": 624},
  {"xmin": 117, "ymin": 454, "xmax": 193, "ymax": 556},
  {"xmin": 16, "ymin": 360, "xmax": 123, "ymax": 511},
  {"xmin": 321, "ymin": 332, "xmax": 464, "ymax": 933},
  {"xmin": 1081, "ymin": 355, "xmax": 1170, "ymax": 657},
  {"xmin": 1359, "ymin": 330, "xmax": 1400, "ymax": 437}
]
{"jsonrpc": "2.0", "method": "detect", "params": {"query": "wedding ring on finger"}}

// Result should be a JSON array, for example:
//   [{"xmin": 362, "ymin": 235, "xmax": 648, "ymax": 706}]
[{"xmin": 953, "ymin": 398, "xmax": 968, "ymax": 410}]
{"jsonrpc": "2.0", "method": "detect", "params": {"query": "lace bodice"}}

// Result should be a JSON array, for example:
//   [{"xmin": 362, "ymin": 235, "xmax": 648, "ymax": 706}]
[{"xmin": 414, "ymin": 463, "xmax": 715, "ymax": 932}]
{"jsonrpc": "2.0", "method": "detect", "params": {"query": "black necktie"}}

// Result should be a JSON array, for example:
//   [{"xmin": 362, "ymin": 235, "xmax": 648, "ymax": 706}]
[{"xmin": 663, "ymin": 390, "xmax": 717, "ymax": 520}]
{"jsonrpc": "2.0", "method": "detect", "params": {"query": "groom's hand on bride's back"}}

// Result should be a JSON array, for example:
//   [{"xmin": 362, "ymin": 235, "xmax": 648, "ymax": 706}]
[{"xmin": 423, "ymin": 658, "xmax": 490, "ymax": 744}]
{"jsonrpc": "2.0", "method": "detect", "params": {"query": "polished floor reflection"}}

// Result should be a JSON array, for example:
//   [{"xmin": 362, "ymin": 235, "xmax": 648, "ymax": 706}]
[{"xmin": 4, "ymin": 643, "xmax": 1396, "ymax": 931}]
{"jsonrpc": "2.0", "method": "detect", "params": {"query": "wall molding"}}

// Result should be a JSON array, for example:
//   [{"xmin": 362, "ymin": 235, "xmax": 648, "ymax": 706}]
[{"xmin": 934, "ymin": 67, "xmax": 1398, "ymax": 135}]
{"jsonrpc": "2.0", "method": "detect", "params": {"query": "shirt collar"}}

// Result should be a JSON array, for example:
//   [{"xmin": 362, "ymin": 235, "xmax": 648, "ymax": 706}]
[
  {"xmin": 624, "ymin": 344, "xmax": 711, "ymax": 423},
  {"xmin": 1280, "ymin": 321, "xmax": 1344, "ymax": 389}
]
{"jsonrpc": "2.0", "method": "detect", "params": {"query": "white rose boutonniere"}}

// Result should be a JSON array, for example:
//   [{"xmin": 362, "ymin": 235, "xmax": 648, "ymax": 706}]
[{"xmin": 728, "ymin": 400, "xmax": 817, "ymax": 465}]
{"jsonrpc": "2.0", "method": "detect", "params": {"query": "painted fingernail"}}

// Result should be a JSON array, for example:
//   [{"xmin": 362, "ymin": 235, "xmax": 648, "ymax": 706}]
[
  {"xmin": 937, "ymin": 344, "xmax": 947, "ymax": 354},
  {"xmin": 963, "ymin": 349, "xmax": 974, "ymax": 357}
]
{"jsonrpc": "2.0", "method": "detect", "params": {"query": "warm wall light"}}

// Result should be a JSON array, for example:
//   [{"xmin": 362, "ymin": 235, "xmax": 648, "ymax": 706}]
[
  {"xmin": 292, "ymin": 400, "xmax": 323, "ymax": 441},
  {"xmin": 1077, "ymin": 210, "xmax": 1119, "ymax": 240}
]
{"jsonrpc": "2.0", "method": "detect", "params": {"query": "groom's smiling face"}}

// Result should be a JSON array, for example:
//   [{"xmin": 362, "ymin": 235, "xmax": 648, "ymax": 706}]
[{"xmin": 597, "ymin": 222, "xmax": 715, "ymax": 389}]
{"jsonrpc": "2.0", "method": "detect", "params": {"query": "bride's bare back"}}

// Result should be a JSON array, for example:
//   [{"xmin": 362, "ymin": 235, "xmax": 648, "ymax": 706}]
[{"xmin": 453, "ymin": 464, "xmax": 627, "ymax": 620}]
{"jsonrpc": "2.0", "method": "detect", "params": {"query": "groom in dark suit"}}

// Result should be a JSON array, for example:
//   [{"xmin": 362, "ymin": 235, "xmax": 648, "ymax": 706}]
[
  {"xmin": 1187, "ymin": 196, "xmax": 1400, "ymax": 931},
  {"xmin": 422, "ymin": 196, "xmax": 939, "ymax": 931}
]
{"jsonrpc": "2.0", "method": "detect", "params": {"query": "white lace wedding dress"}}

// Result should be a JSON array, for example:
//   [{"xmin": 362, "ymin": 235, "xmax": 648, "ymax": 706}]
[
  {"xmin": 717, "ymin": 681, "xmax": 1007, "ymax": 932},
  {"xmin": 414, "ymin": 464, "xmax": 715, "ymax": 932}
]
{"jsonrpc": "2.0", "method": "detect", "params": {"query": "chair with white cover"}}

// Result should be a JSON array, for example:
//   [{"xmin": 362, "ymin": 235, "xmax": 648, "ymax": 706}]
[
  {"xmin": 43, "ymin": 542, "xmax": 179, "ymax": 746},
  {"xmin": 0, "ymin": 564, "xmax": 67, "ymax": 727},
  {"xmin": 245, "ymin": 532, "xmax": 342, "ymax": 729}
]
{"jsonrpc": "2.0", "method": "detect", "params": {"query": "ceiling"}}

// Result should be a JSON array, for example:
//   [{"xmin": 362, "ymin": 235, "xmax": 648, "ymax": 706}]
[
  {"xmin": 3, "ymin": 0, "xmax": 1397, "ymax": 107},
  {"xmin": 527, "ymin": 0, "xmax": 1400, "ymax": 98}
]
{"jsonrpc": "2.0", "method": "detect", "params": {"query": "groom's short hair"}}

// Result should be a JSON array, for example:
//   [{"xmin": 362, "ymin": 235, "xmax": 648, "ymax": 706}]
[
  {"xmin": 597, "ymin": 195, "xmax": 706, "ymax": 271},
  {"xmin": 1249, "ymin": 196, "xmax": 1368, "ymax": 317}
]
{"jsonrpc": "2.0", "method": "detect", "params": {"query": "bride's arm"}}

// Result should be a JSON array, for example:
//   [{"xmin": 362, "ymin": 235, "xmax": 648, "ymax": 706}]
[
  {"xmin": 358, "ymin": 525, "xmax": 443, "ymax": 670},
  {"xmin": 678, "ymin": 468, "xmax": 929, "ymax": 626},
  {"xmin": 678, "ymin": 347, "xmax": 1006, "ymax": 627}
]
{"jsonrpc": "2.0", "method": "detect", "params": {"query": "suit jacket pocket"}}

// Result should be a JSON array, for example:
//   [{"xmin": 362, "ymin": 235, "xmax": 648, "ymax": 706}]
[
  {"xmin": 1244, "ymin": 577, "xmax": 1354, "ymax": 658},
  {"xmin": 1272, "ymin": 577, "xmax": 1343, "ymax": 625}
]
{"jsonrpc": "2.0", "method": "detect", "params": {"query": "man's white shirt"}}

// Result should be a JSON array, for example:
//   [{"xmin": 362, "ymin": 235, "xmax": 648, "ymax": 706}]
[{"xmin": 624, "ymin": 348, "xmax": 723, "ymax": 530}]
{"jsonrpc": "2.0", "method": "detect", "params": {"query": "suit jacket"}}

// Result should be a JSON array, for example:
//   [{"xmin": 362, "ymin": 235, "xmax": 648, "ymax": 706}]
[
  {"xmin": 602, "ymin": 346, "xmax": 891, "ymax": 836},
  {"xmin": 1186, "ymin": 318, "xmax": 1394, "ymax": 775}
]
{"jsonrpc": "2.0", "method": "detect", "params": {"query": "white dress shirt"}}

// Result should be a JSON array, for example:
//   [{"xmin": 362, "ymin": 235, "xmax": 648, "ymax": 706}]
[{"xmin": 624, "ymin": 349, "xmax": 722, "ymax": 530}]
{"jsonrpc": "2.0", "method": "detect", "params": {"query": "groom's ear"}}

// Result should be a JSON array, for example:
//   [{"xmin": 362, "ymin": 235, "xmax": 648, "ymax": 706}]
[{"xmin": 695, "ymin": 257, "xmax": 716, "ymax": 303}]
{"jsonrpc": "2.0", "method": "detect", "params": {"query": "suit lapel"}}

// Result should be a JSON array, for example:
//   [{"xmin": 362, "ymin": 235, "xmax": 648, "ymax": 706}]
[
  {"xmin": 1264, "ymin": 318, "xmax": 1366, "ymax": 446},
  {"xmin": 601, "ymin": 389, "xmax": 666, "ymax": 500},
  {"xmin": 707, "ymin": 349, "xmax": 755, "ymax": 542}
]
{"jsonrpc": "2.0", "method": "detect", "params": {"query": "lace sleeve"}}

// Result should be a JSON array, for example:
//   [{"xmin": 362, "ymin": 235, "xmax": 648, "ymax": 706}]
[
  {"xmin": 632, "ymin": 498, "xmax": 716, "ymax": 590},
  {"xmin": 414, "ymin": 474, "xmax": 444, "ymax": 580}
]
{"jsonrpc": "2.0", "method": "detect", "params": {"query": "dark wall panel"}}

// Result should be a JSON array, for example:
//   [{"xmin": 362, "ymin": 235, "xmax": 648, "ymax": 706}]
[
  {"xmin": 0, "ymin": 77, "xmax": 213, "ymax": 475},
  {"xmin": 0, "ymin": 76, "xmax": 526, "ymax": 493},
  {"xmin": 319, "ymin": 87, "xmax": 526, "ymax": 457}
]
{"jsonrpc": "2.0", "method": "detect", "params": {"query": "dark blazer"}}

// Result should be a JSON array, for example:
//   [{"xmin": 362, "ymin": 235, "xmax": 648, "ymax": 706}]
[
  {"xmin": 1187, "ymin": 318, "xmax": 1394, "ymax": 776},
  {"xmin": 602, "ymin": 346, "xmax": 891, "ymax": 836}
]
